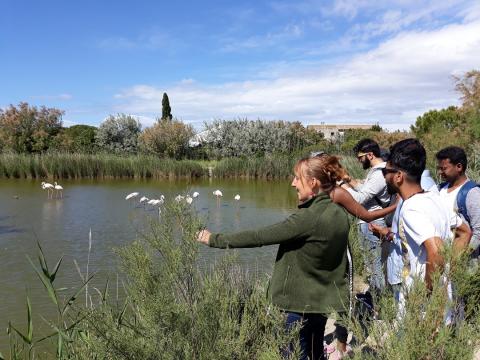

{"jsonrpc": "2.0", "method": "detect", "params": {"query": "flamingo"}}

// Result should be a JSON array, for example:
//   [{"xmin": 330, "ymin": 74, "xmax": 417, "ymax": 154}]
[
  {"xmin": 54, "ymin": 182, "xmax": 63, "ymax": 199},
  {"xmin": 213, "ymin": 190, "xmax": 223, "ymax": 197},
  {"xmin": 192, "ymin": 191, "xmax": 199, "ymax": 198},
  {"xmin": 175, "ymin": 195, "xmax": 185, "ymax": 202},
  {"xmin": 125, "ymin": 192, "xmax": 139, "ymax": 206},
  {"xmin": 213, "ymin": 189, "xmax": 223, "ymax": 206},
  {"xmin": 41, "ymin": 182, "xmax": 54, "ymax": 199},
  {"xmin": 186, "ymin": 195, "xmax": 193, "ymax": 205},
  {"xmin": 234, "ymin": 194, "xmax": 240, "ymax": 201},
  {"xmin": 139, "ymin": 196, "xmax": 149, "ymax": 209}
]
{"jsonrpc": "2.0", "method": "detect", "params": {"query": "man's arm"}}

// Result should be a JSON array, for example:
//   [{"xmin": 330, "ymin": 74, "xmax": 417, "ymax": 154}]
[
  {"xmin": 453, "ymin": 221, "xmax": 472, "ymax": 256},
  {"xmin": 424, "ymin": 237, "xmax": 445, "ymax": 291},
  {"xmin": 343, "ymin": 168, "xmax": 386, "ymax": 205},
  {"xmin": 466, "ymin": 188, "xmax": 480, "ymax": 251}
]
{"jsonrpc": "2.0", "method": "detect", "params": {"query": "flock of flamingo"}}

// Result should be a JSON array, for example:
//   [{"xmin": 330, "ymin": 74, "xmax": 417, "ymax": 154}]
[
  {"xmin": 41, "ymin": 181, "xmax": 63, "ymax": 199},
  {"xmin": 124, "ymin": 189, "xmax": 240, "ymax": 208},
  {"xmin": 40, "ymin": 182, "xmax": 241, "ymax": 208}
]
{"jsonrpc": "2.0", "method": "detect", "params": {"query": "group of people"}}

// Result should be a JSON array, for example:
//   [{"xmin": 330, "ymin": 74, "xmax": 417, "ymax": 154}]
[{"xmin": 196, "ymin": 138, "xmax": 480, "ymax": 360}]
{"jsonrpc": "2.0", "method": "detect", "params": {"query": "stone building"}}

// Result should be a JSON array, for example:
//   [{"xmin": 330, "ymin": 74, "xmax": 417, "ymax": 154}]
[{"xmin": 307, "ymin": 123, "xmax": 373, "ymax": 140}]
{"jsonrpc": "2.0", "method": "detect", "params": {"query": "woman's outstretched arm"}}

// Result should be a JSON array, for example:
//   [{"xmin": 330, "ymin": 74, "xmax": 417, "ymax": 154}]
[{"xmin": 330, "ymin": 187, "xmax": 397, "ymax": 222}]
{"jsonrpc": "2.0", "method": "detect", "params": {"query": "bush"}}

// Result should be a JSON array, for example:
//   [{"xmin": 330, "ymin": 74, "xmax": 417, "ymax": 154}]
[
  {"xmin": 73, "ymin": 201, "xmax": 299, "ymax": 359},
  {"xmin": 139, "ymin": 118, "xmax": 194, "ymax": 159},
  {"xmin": 202, "ymin": 119, "xmax": 323, "ymax": 159},
  {"xmin": 0, "ymin": 102, "xmax": 63, "ymax": 153},
  {"xmin": 95, "ymin": 114, "xmax": 142, "ymax": 154}
]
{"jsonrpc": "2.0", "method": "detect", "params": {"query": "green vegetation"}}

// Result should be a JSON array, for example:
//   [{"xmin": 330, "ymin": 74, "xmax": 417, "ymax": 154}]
[
  {"xmin": 6, "ymin": 201, "xmax": 300, "ymax": 359},
  {"xmin": 0, "ymin": 153, "xmax": 204, "ymax": 179},
  {"xmin": 161, "ymin": 92, "xmax": 173, "ymax": 121},
  {"xmin": 340, "ymin": 245, "xmax": 480, "ymax": 360},
  {"xmin": 139, "ymin": 117, "xmax": 194, "ymax": 159},
  {"xmin": 95, "ymin": 114, "xmax": 142, "ymax": 154}
]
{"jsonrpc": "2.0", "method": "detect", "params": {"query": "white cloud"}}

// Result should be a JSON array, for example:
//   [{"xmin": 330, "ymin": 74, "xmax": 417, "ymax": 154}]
[{"xmin": 113, "ymin": 19, "xmax": 480, "ymax": 131}]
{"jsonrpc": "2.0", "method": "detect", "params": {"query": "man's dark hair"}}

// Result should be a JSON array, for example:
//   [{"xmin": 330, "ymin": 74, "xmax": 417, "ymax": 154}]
[
  {"xmin": 353, "ymin": 138, "xmax": 381, "ymax": 157},
  {"xmin": 388, "ymin": 138, "xmax": 426, "ymax": 183},
  {"xmin": 435, "ymin": 146, "xmax": 468, "ymax": 173}
]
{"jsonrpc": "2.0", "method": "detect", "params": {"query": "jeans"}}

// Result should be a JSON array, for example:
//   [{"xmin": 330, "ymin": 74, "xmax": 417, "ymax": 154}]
[
  {"xmin": 359, "ymin": 220, "xmax": 386, "ymax": 292},
  {"xmin": 284, "ymin": 312, "xmax": 328, "ymax": 360}
]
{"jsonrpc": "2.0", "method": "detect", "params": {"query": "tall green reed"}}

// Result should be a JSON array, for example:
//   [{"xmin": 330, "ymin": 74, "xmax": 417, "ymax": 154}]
[{"xmin": 0, "ymin": 153, "xmax": 205, "ymax": 179}]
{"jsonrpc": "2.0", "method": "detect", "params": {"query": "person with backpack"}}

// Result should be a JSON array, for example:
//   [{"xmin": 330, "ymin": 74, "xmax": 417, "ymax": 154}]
[{"xmin": 436, "ymin": 146, "xmax": 480, "ymax": 258}]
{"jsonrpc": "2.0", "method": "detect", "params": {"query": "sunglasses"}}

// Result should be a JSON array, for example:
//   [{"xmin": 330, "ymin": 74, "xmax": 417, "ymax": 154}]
[{"xmin": 381, "ymin": 167, "xmax": 400, "ymax": 176}]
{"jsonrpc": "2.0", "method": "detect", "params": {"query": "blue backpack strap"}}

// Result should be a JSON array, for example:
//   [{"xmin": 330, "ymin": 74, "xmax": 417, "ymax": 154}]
[
  {"xmin": 438, "ymin": 181, "xmax": 448, "ymax": 191},
  {"xmin": 457, "ymin": 180, "xmax": 480, "ymax": 224}
]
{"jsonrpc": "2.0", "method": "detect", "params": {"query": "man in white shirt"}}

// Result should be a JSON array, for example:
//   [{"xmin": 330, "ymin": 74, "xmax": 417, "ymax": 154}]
[
  {"xmin": 374, "ymin": 139, "xmax": 471, "ymax": 296},
  {"xmin": 342, "ymin": 139, "xmax": 391, "ymax": 293}
]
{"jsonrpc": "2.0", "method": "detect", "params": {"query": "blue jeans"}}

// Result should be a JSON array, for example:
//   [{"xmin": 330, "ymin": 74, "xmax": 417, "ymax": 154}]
[
  {"xmin": 284, "ymin": 312, "xmax": 327, "ymax": 360},
  {"xmin": 359, "ymin": 220, "xmax": 386, "ymax": 292}
]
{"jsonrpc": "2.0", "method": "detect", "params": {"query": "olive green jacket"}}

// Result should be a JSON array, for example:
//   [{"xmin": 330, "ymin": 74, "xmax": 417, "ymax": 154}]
[{"xmin": 209, "ymin": 193, "xmax": 350, "ymax": 314}]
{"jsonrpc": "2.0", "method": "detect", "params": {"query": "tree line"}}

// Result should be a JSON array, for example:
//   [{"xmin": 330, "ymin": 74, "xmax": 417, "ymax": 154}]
[{"xmin": 1, "ymin": 71, "xmax": 479, "ymax": 161}]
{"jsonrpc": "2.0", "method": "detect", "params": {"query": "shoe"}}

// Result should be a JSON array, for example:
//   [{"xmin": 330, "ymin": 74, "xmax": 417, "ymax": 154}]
[
  {"xmin": 324, "ymin": 342, "xmax": 336, "ymax": 356},
  {"xmin": 327, "ymin": 345, "xmax": 352, "ymax": 360}
]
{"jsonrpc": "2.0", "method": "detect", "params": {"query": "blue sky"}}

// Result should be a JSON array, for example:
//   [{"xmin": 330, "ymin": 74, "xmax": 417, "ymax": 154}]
[{"xmin": 1, "ymin": 0, "xmax": 480, "ymax": 131}]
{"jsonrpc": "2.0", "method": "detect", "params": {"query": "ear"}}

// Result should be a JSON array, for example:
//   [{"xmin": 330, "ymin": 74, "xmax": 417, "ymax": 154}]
[{"xmin": 455, "ymin": 163, "xmax": 464, "ymax": 172}]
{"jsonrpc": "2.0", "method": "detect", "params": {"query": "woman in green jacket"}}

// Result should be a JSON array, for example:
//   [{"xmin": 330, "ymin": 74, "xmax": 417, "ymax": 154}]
[{"xmin": 197, "ymin": 156, "xmax": 351, "ymax": 360}]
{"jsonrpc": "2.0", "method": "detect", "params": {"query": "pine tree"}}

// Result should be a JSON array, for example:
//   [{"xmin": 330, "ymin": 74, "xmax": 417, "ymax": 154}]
[{"xmin": 162, "ymin": 93, "xmax": 172, "ymax": 121}]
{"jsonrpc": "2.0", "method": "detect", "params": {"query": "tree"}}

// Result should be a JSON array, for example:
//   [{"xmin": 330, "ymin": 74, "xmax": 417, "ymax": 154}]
[
  {"xmin": 161, "ymin": 93, "xmax": 172, "ymax": 121},
  {"xmin": 0, "ymin": 102, "xmax": 63, "ymax": 153},
  {"xmin": 95, "ymin": 114, "xmax": 141, "ymax": 154},
  {"xmin": 139, "ymin": 118, "xmax": 193, "ymax": 159},
  {"xmin": 202, "ymin": 119, "xmax": 323, "ymax": 158},
  {"xmin": 52, "ymin": 125, "xmax": 97, "ymax": 153},
  {"xmin": 410, "ymin": 106, "xmax": 465, "ymax": 138},
  {"xmin": 455, "ymin": 70, "xmax": 480, "ymax": 111}
]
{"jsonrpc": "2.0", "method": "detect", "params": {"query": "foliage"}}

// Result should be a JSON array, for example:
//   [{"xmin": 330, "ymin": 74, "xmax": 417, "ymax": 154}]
[
  {"xmin": 0, "ymin": 102, "xmax": 63, "ymax": 153},
  {"xmin": 455, "ymin": 69, "xmax": 480, "ymax": 111},
  {"xmin": 339, "ymin": 129, "xmax": 411, "ymax": 154},
  {"xmin": 139, "ymin": 118, "xmax": 194, "ymax": 159},
  {"xmin": 161, "ymin": 92, "xmax": 173, "ymax": 121},
  {"xmin": 341, "ymin": 244, "xmax": 480, "ymax": 360},
  {"xmin": 202, "ymin": 119, "xmax": 323, "ymax": 158},
  {"xmin": 95, "ymin": 114, "xmax": 142, "ymax": 154},
  {"xmin": 410, "ymin": 106, "xmax": 466, "ymax": 138},
  {"xmin": 52, "ymin": 125, "xmax": 98, "ymax": 153},
  {"xmin": 0, "ymin": 153, "xmax": 204, "ymax": 179},
  {"xmin": 73, "ymin": 201, "xmax": 299, "ymax": 360},
  {"xmin": 7, "ymin": 241, "xmax": 93, "ymax": 359}
]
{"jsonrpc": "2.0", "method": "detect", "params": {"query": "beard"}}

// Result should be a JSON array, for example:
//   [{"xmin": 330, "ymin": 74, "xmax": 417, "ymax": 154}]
[
  {"xmin": 386, "ymin": 182, "xmax": 397, "ymax": 195},
  {"xmin": 362, "ymin": 158, "xmax": 371, "ymax": 170}
]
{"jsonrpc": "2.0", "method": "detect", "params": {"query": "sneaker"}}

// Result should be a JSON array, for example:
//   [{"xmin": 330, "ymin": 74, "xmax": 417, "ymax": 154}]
[
  {"xmin": 327, "ymin": 345, "xmax": 352, "ymax": 360},
  {"xmin": 324, "ymin": 342, "xmax": 336, "ymax": 356}
]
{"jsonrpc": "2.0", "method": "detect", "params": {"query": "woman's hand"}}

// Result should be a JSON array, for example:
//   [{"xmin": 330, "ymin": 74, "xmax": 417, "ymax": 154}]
[{"xmin": 197, "ymin": 229, "xmax": 211, "ymax": 245}]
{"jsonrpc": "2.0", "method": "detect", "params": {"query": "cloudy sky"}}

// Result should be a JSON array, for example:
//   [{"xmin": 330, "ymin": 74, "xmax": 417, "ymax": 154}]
[{"xmin": 1, "ymin": 0, "xmax": 480, "ymax": 130}]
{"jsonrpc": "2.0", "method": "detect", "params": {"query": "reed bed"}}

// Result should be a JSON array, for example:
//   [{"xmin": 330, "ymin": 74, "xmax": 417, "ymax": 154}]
[
  {"xmin": 213, "ymin": 155, "xmax": 296, "ymax": 179},
  {"xmin": 0, "ymin": 153, "xmax": 205, "ymax": 179}
]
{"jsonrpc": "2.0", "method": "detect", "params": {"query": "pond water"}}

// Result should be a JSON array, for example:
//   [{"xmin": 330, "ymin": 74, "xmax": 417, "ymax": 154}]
[{"xmin": 0, "ymin": 178, "xmax": 297, "ymax": 351}]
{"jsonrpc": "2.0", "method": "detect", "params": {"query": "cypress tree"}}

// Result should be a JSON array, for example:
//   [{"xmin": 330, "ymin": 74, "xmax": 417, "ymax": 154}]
[{"xmin": 162, "ymin": 93, "xmax": 172, "ymax": 121}]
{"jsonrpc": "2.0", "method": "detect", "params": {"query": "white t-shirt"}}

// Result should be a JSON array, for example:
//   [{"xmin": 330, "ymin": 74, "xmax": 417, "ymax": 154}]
[{"xmin": 398, "ymin": 191, "xmax": 460, "ymax": 287}]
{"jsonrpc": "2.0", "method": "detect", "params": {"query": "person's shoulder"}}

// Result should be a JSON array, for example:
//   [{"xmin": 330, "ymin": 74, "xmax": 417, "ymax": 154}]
[{"xmin": 404, "ymin": 191, "xmax": 440, "ymax": 209}]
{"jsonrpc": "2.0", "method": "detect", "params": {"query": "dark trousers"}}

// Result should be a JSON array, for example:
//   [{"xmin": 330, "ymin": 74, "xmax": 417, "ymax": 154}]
[{"xmin": 285, "ymin": 312, "xmax": 328, "ymax": 360}]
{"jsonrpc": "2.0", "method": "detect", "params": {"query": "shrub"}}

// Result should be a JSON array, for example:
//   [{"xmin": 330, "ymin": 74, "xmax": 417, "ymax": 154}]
[{"xmin": 95, "ymin": 114, "xmax": 141, "ymax": 154}]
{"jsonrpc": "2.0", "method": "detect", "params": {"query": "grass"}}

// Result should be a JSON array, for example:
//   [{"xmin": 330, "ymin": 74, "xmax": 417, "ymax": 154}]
[
  {"xmin": 0, "ymin": 151, "xmax": 365, "ymax": 181},
  {"xmin": 0, "ymin": 153, "xmax": 205, "ymax": 179}
]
